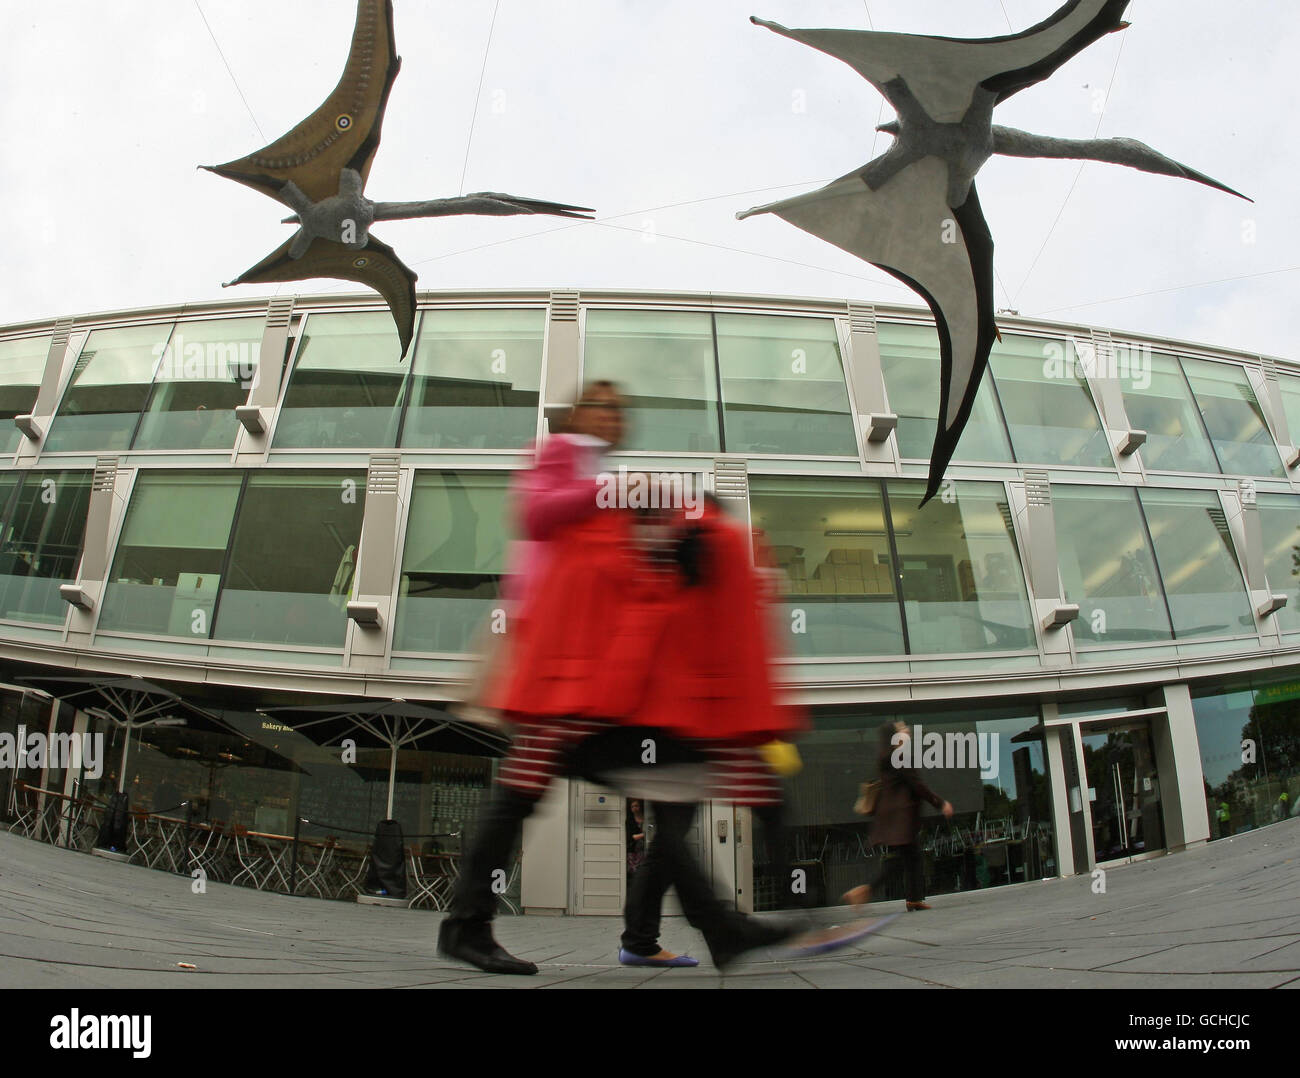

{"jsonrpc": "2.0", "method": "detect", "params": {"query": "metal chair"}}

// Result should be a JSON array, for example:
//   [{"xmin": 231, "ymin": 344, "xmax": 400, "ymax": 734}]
[
  {"xmin": 231, "ymin": 825, "xmax": 270, "ymax": 890},
  {"xmin": 407, "ymin": 848, "xmax": 450, "ymax": 911}
]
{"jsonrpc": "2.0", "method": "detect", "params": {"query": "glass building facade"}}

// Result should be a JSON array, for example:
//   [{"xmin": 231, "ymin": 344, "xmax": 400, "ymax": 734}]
[{"xmin": 2, "ymin": 290, "xmax": 1298, "ymax": 916}]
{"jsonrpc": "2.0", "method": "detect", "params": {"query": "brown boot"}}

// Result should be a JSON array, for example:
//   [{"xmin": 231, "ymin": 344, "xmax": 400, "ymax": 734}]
[{"xmin": 906, "ymin": 901, "xmax": 932, "ymax": 912}]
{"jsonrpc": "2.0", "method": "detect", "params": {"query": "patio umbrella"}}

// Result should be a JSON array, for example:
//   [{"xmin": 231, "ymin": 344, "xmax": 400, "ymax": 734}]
[
  {"xmin": 260, "ymin": 698, "xmax": 506, "ymax": 821},
  {"xmin": 19, "ymin": 674, "xmax": 220, "ymax": 851},
  {"xmin": 261, "ymin": 698, "xmax": 507, "ymax": 901}
]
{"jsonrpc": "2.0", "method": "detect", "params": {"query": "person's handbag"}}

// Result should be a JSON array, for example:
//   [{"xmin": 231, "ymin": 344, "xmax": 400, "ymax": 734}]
[{"xmin": 854, "ymin": 780, "xmax": 881, "ymax": 816}]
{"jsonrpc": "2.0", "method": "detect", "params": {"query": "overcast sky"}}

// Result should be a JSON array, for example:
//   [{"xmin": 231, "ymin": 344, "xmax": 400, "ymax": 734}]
[{"xmin": 2, "ymin": 0, "xmax": 1296, "ymax": 359}]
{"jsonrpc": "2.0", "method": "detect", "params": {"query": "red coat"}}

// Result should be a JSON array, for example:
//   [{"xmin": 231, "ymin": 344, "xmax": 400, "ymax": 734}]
[{"xmin": 623, "ymin": 506, "xmax": 806, "ymax": 745}]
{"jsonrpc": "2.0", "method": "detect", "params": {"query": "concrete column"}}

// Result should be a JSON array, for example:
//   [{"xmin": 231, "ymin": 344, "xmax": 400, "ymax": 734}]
[
  {"xmin": 543, "ymin": 291, "xmax": 581, "ymax": 423},
  {"xmin": 1155, "ymin": 683, "xmax": 1211, "ymax": 852},
  {"xmin": 345, "ymin": 454, "xmax": 402, "ymax": 667},
  {"xmin": 521, "ymin": 777, "xmax": 569, "ymax": 915},
  {"xmin": 842, "ymin": 302, "xmax": 898, "ymax": 467},
  {"xmin": 234, "ymin": 297, "xmax": 297, "ymax": 462}
]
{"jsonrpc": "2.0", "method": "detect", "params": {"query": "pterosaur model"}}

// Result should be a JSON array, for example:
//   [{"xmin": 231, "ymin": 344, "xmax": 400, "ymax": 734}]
[
  {"xmin": 739, "ymin": 0, "xmax": 1248, "ymax": 502},
  {"xmin": 204, "ymin": 0, "xmax": 593, "ymax": 356}
]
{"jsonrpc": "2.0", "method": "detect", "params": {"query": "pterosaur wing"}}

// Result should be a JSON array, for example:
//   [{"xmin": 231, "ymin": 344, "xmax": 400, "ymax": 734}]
[
  {"xmin": 204, "ymin": 0, "xmax": 400, "ymax": 204},
  {"xmin": 750, "ymin": 1, "xmax": 1130, "ymax": 123},
  {"xmin": 742, "ymin": 158, "xmax": 997, "ymax": 502},
  {"xmin": 224, "ymin": 233, "xmax": 417, "ymax": 357}
]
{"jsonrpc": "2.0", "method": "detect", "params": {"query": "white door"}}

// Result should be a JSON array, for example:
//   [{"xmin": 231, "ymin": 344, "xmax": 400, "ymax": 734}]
[{"xmin": 569, "ymin": 782, "xmax": 624, "ymax": 915}]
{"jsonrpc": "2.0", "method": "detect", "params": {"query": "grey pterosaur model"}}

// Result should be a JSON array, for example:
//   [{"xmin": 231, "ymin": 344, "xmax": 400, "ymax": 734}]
[
  {"xmin": 204, "ymin": 0, "xmax": 593, "ymax": 357},
  {"xmin": 739, "ymin": 0, "xmax": 1249, "ymax": 503}
]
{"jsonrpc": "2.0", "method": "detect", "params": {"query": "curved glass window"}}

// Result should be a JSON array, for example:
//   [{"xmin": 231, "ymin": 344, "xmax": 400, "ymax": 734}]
[
  {"xmin": 99, "ymin": 472, "xmax": 242, "ymax": 637},
  {"xmin": 750, "ymin": 477, "xmax": 903, "ymax": 658},
  {"xmin": 1277, "ymin": 372, "xmax": 1300, "ymax": 451},
  {"xmin": 133, "ymin": 318, "xmax": 260, "ymax": 450},
  {"xmin": 45, "ymin": 325, "xmax": 170, "ymax": 452},
  {"xmin": 989, "ymin": 334, "xmax": 1112, "ymax": 467},
  {"xmin": 582, "ymin": 309, "xmax": 719, "ymax": 453},
  {"xmin": 1052, "ymin": 485, "xmax": 1171, "ymax": 644},
  {"xmin": 877, "ymin": 322, "xmax": 1013, "ymax": 464},
  {"xmin": 1138, "ymin": 488, "xmax": 1252, "ymax": 639},
  {"xmin": 0, "ymin": 335, "xmax": 49, "ymax": 456},
  {"xmin": 1193, "ymin": 674, "xmax": 1300, "ymax": 840},
  {"xmin": 273, "ymin": 313, "xmax": 408, "ymax": 449},
  {"xmin": 715, "ymin": 313, "xmax": 856, "ymax": 456},
  {"xmin": 1258, "ymin": 493, "xmax": 1300, "ymax": 634},
  {"xmin": 1181, "ymin": 357, "xmax": 1283, "ymax": 478},
  {"xmin": 0, "ymin": 470, "xmax": 92, "ymax": 624},
  {"xmin": 393, "ymin": 472, "xmax": 510, "ymax": 654},
  {"xmin": 886, "ymin": 480, "xmax": 1034, "ymax": 654},
  {"xmin": 1118, "ymin": 350, "xmax": 1218, "ymax": 474},
  {"xmin": 212, "ymin": 471, "xmax": 365, "ymax": 648},
  {"xmin": 401, "ymin": 310, "xmax": 543, "ymax": 450}
]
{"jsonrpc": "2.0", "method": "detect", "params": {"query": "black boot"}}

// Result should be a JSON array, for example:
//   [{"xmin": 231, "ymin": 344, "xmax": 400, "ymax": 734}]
[
  {"xmin": 437, "ymin": 918, "xmax": 537, "ymax": 975},
  {"xmin": 707, "ymin": 915, "xmax": 798, "ymax": 972}
]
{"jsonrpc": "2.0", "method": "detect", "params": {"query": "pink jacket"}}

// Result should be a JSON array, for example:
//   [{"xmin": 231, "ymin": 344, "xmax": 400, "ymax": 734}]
[{"xmin": 503, "ymin": 434, "xmax": 607, "ymax": 608}]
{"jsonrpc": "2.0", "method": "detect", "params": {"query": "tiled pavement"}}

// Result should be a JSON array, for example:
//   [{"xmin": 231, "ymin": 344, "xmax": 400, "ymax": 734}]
[{"xmin": 1, "ymin": 820, "xmax": 1297, "ymax": 988}]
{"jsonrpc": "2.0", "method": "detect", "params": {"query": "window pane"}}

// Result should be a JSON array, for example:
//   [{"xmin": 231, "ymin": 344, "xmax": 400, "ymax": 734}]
[
  {"xmin": 99, "ymin": 472, "xmax": 243, "ymax": 637},
  {"xmin": 990, "ymin": 335, "xmax": 1112, "ymax": 467},
  {"xmin": 714, "ymin": 313, "xmax": 857, "ymax": 456},
  {"xmin": 1053, "ymin": 485, "xmax": 1171, "ymax": 644},
  {"xmin": 750, "ymin": 477, "xmax": 904, "ymax": 658},
  {"xmin": 393, "ymin": 472, "xmax": 510, "ymax": 653},
  {"xmin": 887, "ymin": 480, "xmax": 1034, "ymax": 653},
  {"xmin": 0, "ymin": 471, "xmax": 92, "ymax": 623},
  {"xmin": 45, "ymin": 325, "xmax": 169, "ymax": 452},
  {"xmin": 273, "ymin": 313, "xmax": 408, "ymax": 449},
  {"xmin": 401, "ymin": 310, "xmax": 543, "ymax": 449},
  {"xmin": 1118, "ymin": 350, "xmax": 1218, "ymax": 473},
  {"xmin": 1193, "ymin": 675, "xmax": 1300, "ymax": 839},
  {"xmin": 1277, "ymin": 373, "xmax": 1300, "ymax": 453},
  {"xmin": 134, "ymin": 318, "xmax": 261, "ymax": 450},
  {"xmin": 878, "ymin": 322, "xmax": 1013, "ymax": 463},
  {"xmin": 582, "ymin": 309, "xmax": 719, "ymax": 453},
  {"xmin": 1181, "ymin": 357, "xmax": 1283, "ymax": 477},
  {"xmin": 213, "ymin": 472, "xmax": 365, "ymax": 647},
  {"xmin": 0, "ymin": 336, "xmax": 48, "ymax": 456},
  {"xmin": 1139, "ymin": 488, "xmax": 1252, "ymax": 638},
  {"xmin": 1258, "ymin": 493, "xmax": 1300, "ymax": 633}
]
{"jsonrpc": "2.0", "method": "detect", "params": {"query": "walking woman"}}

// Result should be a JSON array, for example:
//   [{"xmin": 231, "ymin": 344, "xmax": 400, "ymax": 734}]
[{"xmin": 846, "ymin": 721, "xmax": 953, "ymax": 912}]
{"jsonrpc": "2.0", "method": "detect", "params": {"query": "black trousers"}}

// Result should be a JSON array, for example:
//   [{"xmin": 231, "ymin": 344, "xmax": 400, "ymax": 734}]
[
  {"xmin": 867, "ymin": 842, "xmax": 926, "ymax": 903},
  {"xmin": 445, "ymin": 725, "xmax": 733, "ymax": 930},
  {"xmin": 620, "ymin": 801, "xmax": 757, "ymax": 957}
]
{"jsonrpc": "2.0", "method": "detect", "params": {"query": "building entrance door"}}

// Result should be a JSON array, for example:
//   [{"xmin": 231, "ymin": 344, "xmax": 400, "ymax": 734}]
[{"xmin": 1079, "ymin": 719, "xmax": 1166, "ymax": 865}]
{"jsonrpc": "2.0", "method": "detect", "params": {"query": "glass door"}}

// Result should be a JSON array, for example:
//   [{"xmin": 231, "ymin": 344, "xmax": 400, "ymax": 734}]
[{"xmin": 1079, "ymin": 720, "xmax": 1165, "ymax": 864}]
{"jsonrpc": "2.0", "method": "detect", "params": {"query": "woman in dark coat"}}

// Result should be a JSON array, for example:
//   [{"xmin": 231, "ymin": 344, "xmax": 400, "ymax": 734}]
[{"xmin": 846, "ymin": 721, "xmax": 953, "ymax": 911}]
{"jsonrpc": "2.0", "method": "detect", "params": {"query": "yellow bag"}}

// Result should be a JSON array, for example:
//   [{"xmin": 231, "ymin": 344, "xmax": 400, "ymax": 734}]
[{"xmin": 758, "ymin": 740, "xmax": 802, "ymax": 777}]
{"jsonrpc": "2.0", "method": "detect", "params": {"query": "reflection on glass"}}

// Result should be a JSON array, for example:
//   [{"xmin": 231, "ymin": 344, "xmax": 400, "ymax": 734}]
[
  {"xmin": 0, "ymin": 335, "xmax": 49, "ymax": 456},
  {"xmin": 887, "ymin": 479, "xmax": 1033, "ymax": 653},
  {"xmin": 1278, "ymin": 374, "xmax": 1300, "ymax": 455},
  {"xmin": 393, "ymin": 472, "xmax": 510, "ymax": 654},
  {"xmin": 753, "ymin": 706, "xmax": 1052, "ymax": 909},
  {"xmin": 1053, "ymin": 485, "xmax": 1171, "ymax": 644},
  {"xmin": 750, "ymin": 477, "xmax": 903, "ymax": 658},
  {"xmin": 213, "ymin": 471, "xmax": 365, "ymax": 647},
  {"xmin": 878, "ymin": 322, "xmax": 1014, "ymax": 463},
  {"xmin": 1193, "ymin": 675, "xmax": 1300, "ymax": 841},
  {"xmin": 45, "ymin": 325, "xmax": 170, "ymax": 452},
  {"xmin": 0, "ymin": 471, "xmax": 92, "ymax": 623},
  {"xmin": 990, "ymin": 334, "xmax": 1112, "ymax": 467},
  {"xmin": 134, "ymin": 318, "xmax": 261, "ymax": 450},
  {"xmin": 99, "ymin": 472, "xmax": 243, "ymax": 637},
  {"xmin": 401, "ymin": 310, "xmax": 543, "ymax": 450},
  {"xmin": 273, "ymin": 312, "xmax": 408, "ymax": 449},
  {"xmin": 714, "ymin": 313, "xmax": 857, "ymax": 456},
  {"xmin": 1181, "ymin": 357, "xmax": 1283, "ymax": 477},
  {"xmin": 1258, "ymin": 493, "xmax": 1300, "ymax": 633},
  {"xmin": 1138, "ymin": 488, "xmax": 1252, "ymax": 639},
  {"xmin": 583, "ymin": 309, "xmax": 719, "ymax": 452},
  {"xmin": 1120, "ymin": 350, "xmax": 1218, "ymax": 473}
]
